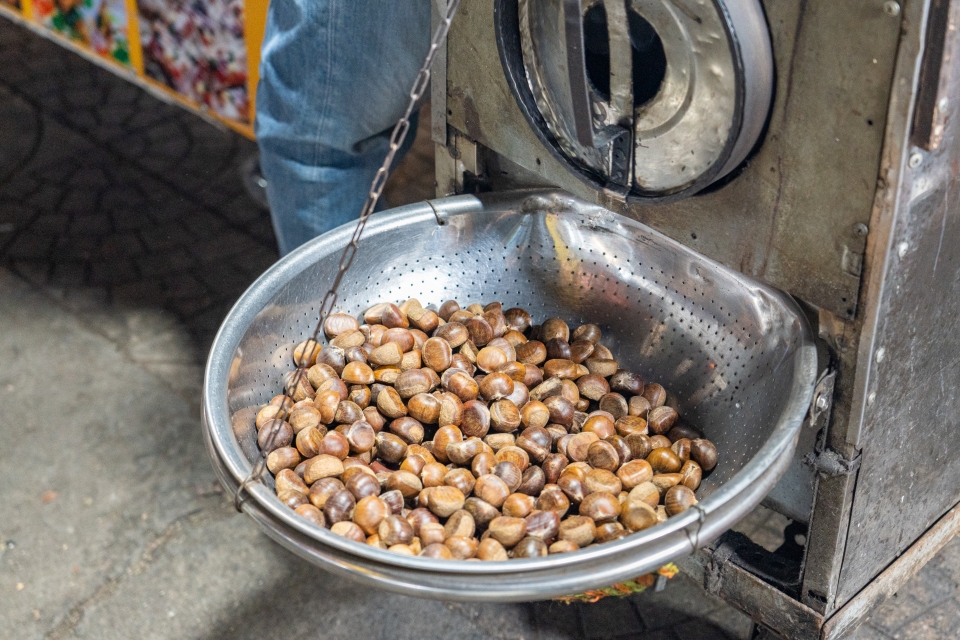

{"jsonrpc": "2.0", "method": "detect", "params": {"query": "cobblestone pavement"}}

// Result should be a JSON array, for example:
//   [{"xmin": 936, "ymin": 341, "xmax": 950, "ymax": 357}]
[{"xmin": 1, "ymin": 15, "xmax": 958, "ymax": 640}]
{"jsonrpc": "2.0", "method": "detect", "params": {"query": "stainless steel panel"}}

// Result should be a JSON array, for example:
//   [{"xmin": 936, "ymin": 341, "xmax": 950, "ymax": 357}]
[{"xmin": 836, "ymin": 69, "xmax": 960, "ymax": 602}]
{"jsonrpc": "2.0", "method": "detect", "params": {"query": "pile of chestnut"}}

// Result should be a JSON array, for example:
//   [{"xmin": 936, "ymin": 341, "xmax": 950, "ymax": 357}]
[{"xmin": 254, "ymin": 299, "xmax": 718, "ymax": 560}]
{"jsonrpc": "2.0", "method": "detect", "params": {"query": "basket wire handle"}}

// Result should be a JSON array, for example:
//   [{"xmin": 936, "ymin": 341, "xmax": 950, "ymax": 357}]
[
  {"xmin": 235, "ymin": 0, "xmax": 463, "ymax": 512},
  {"xmin": 683, "ymin": 504, "xmax": 708, "ymax": 550}
]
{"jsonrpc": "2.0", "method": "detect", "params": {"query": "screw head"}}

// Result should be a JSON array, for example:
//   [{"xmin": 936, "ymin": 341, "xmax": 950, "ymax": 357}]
[
  {"xmin": 909, "ymin": 152, "xmax": 923, "ymax": 168},
  {"xmin": 875, "ymin": 347, "xmax": 886, "ymax": 363},
  {"xmin": 816, "ymin": 395, "xmax": 829, "ymax": 411},
  {"xmin": 867, "ymin": 391, "xmax": 877, "ymax": 406},
  {"xmin": 884, "ymin": 1, "xmax": 901, "ymax": 16},
  {"xmin": 853, "ymin": 223, "xmax": 869, "ymax": 236},
  {"xmin": 898, "ymin": 242, "xmax": 909, "ymax": 258}
]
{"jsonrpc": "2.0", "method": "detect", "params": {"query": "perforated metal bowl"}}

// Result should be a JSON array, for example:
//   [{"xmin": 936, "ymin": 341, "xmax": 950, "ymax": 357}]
[{"xmin": 202, "ymin": 190, "xmax": 816, "ymax": 601}]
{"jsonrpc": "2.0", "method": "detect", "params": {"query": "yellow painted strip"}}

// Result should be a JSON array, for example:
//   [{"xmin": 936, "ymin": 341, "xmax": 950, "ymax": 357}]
[
  {"xmin": 19, "ymin": 0, "xmax": 33, "ymax": 21},
  {"xmin": 123, "ymin": 0, "xmax": 143, "ymax": 75},
  {"xmin": 243, "ymin": 0, "xmax": 268, "ymax": 131}
]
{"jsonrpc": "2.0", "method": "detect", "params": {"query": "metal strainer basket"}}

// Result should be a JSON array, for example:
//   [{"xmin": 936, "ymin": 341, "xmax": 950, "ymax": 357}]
[{"xmin": 202, "ymin": 190, "xmax": 817, "ymax": 601}]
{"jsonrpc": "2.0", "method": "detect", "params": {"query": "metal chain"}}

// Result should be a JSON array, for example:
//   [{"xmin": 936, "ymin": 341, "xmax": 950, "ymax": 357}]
[{"xmin": 235, "ymin": 0, "xmax": 462, "ymax": 511}]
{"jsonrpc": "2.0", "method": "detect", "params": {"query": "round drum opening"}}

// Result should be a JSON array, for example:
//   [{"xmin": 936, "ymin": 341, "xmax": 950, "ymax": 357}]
[
  {"xmin": 583, "ymin": 4, "xmax": 667, "ymax": 108},
  {"xmin": 628, "ymin": 11, "xmax": 667, "ymax": 107}
]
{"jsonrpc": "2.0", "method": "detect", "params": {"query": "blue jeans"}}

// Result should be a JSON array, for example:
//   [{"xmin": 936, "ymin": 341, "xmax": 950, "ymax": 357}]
[{"xmin": 255, "ymin": 0, "xmax": 432, "ymax": 255}]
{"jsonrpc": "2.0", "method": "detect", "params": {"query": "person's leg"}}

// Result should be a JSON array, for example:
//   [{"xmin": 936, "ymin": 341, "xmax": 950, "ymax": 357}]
[{"xmin": 255, "ymin": 0, "xmax": 431, "ymax": 255}]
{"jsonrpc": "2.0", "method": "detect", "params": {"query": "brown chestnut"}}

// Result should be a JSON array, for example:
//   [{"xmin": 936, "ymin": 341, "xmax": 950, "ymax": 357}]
[
  {"xmin": 627, "ymin": 482, "xmax": 660, "ymax": 509},
  {"xmin": 584, "ymin": 468, "xmax": 622, "ymax": 495},
  {"xmin": 541, "ymin": 453, "xmax": 569, "ymax": 485},
  {"xmin": 648, "ymin": 406, "xmax": 679, "ymax": 435},
  {"xmin": 488, "ymin": 516, "xmax": 527, "ymax": 548},
  {"xmin": 647, "ymin": 447, "xmax": 682, "ymax": 474},
  {"xmin": 353, "ymin": 495, "xmax": 390, "ymax": 534},
  {"xmin": 420, "ymin": 542, "xmax": 453, "ymax": 559},
  {"xmin": 477, "ymin": 537, "xmax": 509, "ymax": 561},
  {"xmin": 511, "ymin": 537, "xmax": 548, "ymax": 558},
  {"xmin": 586, "ymin": 441, "xmax": 620, "ymax": 472},
  {"xmin": 330, "ymin": 521, "xmax": 366, "ymax": 543},
  {"xmin": 541, "ymin": 318, "xmax": 570, "ymax": 342},
  {"xmin": 617, "ymin": 459, "xmax": 654, "ymax": 489},
  {"xmin": 487, "ymin": 399, "xmax": 519, "ymax": 434},
  {"xmin": 464, "ymin": 496, "xmax": 501, "ymax": 530},
  {"xmin": 679, "ymin": 460, "xmax": 703, "ymax": 490},
  {"xmin": 517, "ymin": 465, "xmax": 546, "ymax": 496},
  {"xmin": 620, "ymin": 500, "xmax": 658, "ymax": 532},
  {"xmin": 502, "ymin": 493, "xmax": 537, "ymax": 518},
  {"xmin": 690, "ymin": 438, "xmax": 718, "ymax": 471},
  {"xmin": 642, "ymin": 383, "xmax": 667, "ymax": 408},
  {"xmin": 579, "ymin": 492, "xmax": 622, "ymax": 523},
  {"xmin": 479, "ymin": 372, "xmax": 514, "ymax": 401},
  {"xmin": 536, "ymin": 485, "xmax": 571, "ymax": 517},
  {"xmin": 323, "ymin": 489, "xmax": 356, "ymax": 524},
  {"xmin": 664, "ymin": 485, "xmax": 698, "ymax": 516},
  {"xmin": 474, "ymin": 474, "xmax": 510, "ymax": 508},
  {"xmin": 379, "ymin": 514, "xmax": 415, "ymax": 546}
]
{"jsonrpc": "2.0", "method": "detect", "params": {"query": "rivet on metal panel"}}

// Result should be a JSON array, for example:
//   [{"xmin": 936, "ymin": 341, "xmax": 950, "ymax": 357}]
[
  {"xmin": 909, "ymin": 152, "xmax": 924, "ymax": 168},
  {"xmin": 867, "ymin": 391, "xmax": 877, "ymax": 406},
  {"xmin": 807, "ymin": 370, "xmax": 836, "ymax": 428},
  {"xmin": 883, "ymin": 1, "xmax": 901, "ymax": 17},
  {"xmin": 853, "ymin": 223, "xmax": 869, "ymax": 236},
  {"xmin": 875, "ymin": 347, "xmax": 886, "ymax": 363},
  {"xmin": 897, "ymin": 242, "xmax": 909, "ymax": 258}
]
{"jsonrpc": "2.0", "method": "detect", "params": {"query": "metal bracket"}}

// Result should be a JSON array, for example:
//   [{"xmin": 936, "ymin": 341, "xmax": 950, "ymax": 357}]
[
  {"xmin": 803, "ymin": 448, "xmax": 861, "ymax": 478},
  {"xmin": 807, "ymin": 369, "xmax": 836, "ymax": 428},
  {"xmin": 802, "ymin": 369, "xmax": 858, "ymax": 477},
  {"xmin": 603, "ymin": 125, "xmax": 633, "ymax": 189}
]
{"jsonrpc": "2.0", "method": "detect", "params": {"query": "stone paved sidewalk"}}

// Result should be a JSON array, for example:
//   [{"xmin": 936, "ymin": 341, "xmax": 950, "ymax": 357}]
[{"xmin": 1, "ymin": 15, "xmax": 958, "ymax": 640}]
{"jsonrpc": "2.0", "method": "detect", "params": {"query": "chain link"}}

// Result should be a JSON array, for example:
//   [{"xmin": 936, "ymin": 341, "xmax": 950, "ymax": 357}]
[{"xmin": 235, "ymin": 0, "xmax": 462, "ymax": 511}]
